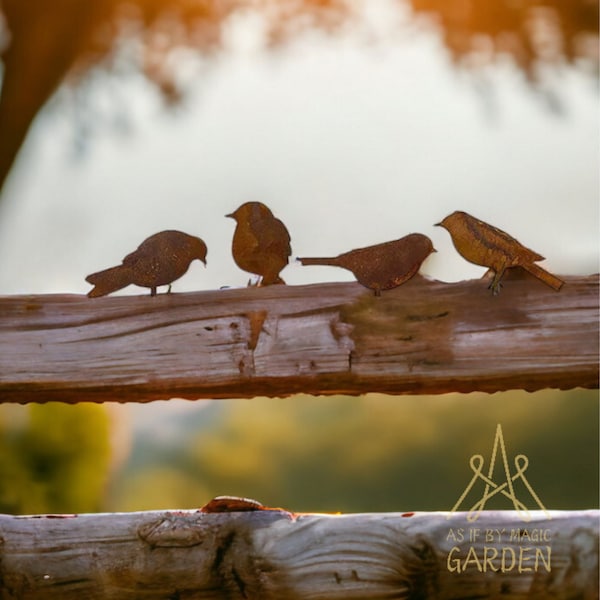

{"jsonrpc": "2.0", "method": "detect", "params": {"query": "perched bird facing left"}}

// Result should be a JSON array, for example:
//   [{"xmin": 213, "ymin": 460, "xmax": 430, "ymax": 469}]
[
  {"xmin": 298, "ymin": 233, "xmax": 436, "ymax": 296},
  {"xmin": 226, "ymin": 202, "xmax": 291, "ymax": 285},
  {"xmin": 436, "ymin": 210, "xmax": 564, "ymax": 294},
  {"xmin": 86, "ymin": 230, "xmax": 207, "ymax": 297}
]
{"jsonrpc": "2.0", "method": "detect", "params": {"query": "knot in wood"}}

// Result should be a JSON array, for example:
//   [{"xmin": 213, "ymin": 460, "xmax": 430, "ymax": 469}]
[{"xmin": 138, "ymin": 513, "xmax": 205, "ymax": 548}]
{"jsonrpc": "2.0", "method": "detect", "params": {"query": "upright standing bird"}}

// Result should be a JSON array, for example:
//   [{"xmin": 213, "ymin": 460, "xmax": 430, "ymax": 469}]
[
  {"xmin": 226, "ymin": 202, "xmax": 291, "ymax": 285},
  {"xmin": 436, "ymin": 211, "xmax": 564, "ymax": 294},
  {"xmin": 297, "ymin": 233, "xmax": 436, "ymax": 296},
  {"xmin": 86, "ymin": 230, "xmax": 207, "ymax": 297}
]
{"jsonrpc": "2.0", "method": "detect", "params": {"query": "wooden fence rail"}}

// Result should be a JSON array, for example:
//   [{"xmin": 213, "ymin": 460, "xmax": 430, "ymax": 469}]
[
  {"xmin": 0, "ymin": 503, "xmax": 597, "ymax": 599},
  {"xmin": 0, "ymin": 273, "xmax": 597, "ymax": 403}
]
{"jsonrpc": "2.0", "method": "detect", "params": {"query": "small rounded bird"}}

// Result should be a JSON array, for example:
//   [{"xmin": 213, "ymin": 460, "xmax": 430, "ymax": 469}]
[
  {"xmin": 297, "ymin": 233, "xmax": 436, "ymax": 296},
  {"xmin": 86, "ymin": 230, "xmax": 207, "ymax": 297},
  {"xmin": 436, "ymin": 211, "xmax": 564, "ymax": 295},
  {"xmin": 226, "ymin": 202, "xmax": 291, "ymax": 285}
]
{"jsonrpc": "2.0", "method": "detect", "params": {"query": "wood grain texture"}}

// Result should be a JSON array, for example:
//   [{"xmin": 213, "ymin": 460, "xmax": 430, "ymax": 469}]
[
  {"xmin": 0, "ymin": 273, "xmax": 597, "ymax": 403},
  {"xmin": 0, "ymin": 509, "xmax": 597, "ymax": 599}
]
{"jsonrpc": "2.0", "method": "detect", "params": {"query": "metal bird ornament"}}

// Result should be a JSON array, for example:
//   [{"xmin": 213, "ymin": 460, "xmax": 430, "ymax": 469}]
[
  {"xmin": 226, "ymin": 202, "xmax": 291, "ymax": 286},
  {"xmin": 298, "ymin": 233, "xmax": 436, "ymax": 296},
  {"xmin": 436, "ymin": 211, "xmax": 564, "ymax": 295},
  {"xmin": 86, "ymin": 230, "xmax": 207, "ymax": 297}
]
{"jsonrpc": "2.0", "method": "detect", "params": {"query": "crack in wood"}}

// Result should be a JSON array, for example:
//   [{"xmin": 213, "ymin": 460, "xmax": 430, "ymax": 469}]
[
  {"xmin": 61, "ymin": 316, "xmax": 218, "ymax": 343},
  {"xmin": 214, "ymin": 531, "xmax": 235, "ymax": 573},
  {"xmin": 212, "ymin": 529, "xmax": 265, "ymax": 599},
  {"xmin": 406, "ymin": 311, "xmax": 450, "ymax": 322},
  {"xmin": 231, "ymin": 567, "xmax": 248, "ymax": 598}
]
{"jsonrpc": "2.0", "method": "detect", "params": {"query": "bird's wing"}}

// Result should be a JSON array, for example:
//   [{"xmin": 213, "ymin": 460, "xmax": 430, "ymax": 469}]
[
  {"xmin": 247, "ymin": 217, "xmax": 292, "ymax": 256},
  {"xmin": 122, "ymin": 238, "xmax": 165, "ymax": 270},
  {"xmin": 122, "ymin": 232, "xmax": 187, "ymax": 267},
  {"xmin": 123, "ymin": 233, "xmax": 163, "ymax": 266},
  {"xmin": 254, "ymin": 218, "xmax": 291, "ymax": 257},
  {"xmin": 469, "ymin": 217, "xmax": 545, "ymax": 261},
  {"xmin": 122, "ymin": 247, "xmax": 146, "ymax": 268},
  {"xmin": 123, "ymin": 246, "xmax": 162, "ymax": 275}
]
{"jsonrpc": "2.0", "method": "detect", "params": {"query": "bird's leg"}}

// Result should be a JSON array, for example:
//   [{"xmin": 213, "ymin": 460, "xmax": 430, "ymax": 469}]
[
  {"xmin": 150, "ymin": 287, "xmax": 157, "ymax": 297},
  {"xmin": 488, "ymin": 268, "xmax": 505, "ymax": 295},
  {"xmin": 167, "ymin": 284, "xmax": 172, "ymax": 294}
]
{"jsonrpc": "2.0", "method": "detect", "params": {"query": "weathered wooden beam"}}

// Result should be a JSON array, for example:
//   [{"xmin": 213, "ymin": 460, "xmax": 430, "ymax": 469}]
[
  {"xmin": 0, "ymin": 274, "xmax": 597, "ymax": 403},
  {"xmin": 0, "ymin": 505, "xmax": 597, "ymax": 599}
]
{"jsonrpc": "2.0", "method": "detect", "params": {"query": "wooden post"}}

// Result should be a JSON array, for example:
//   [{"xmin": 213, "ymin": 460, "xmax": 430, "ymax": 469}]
[
  {"xmin": 0, "ymin": 274, "xmax": 597, "ymax": 402},
  {"xmin": 0, "ymin": 505, "xmax": 597, "ymax": 599}
]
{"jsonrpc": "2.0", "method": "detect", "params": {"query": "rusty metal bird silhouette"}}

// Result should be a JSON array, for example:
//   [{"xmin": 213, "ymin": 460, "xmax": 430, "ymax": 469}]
[
  {"xmin": 226, "ymin": 202, "xmax": 291, "ymax": 286},
  {"xmin": 436, "ymin": 211, "xmax": 564, "ymax": 295},
  {"xmin": 298, "ymin": 233, "xmax": 436, "ymax": 296},
  {"xmin": 86, "ymin": 230, "xmax": 207, "ymax": 297}
]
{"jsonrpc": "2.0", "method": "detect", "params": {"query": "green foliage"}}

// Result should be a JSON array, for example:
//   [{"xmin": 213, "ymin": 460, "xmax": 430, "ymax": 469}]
[
  {"xmin": 3, "ymin": 393, "xmax": 596, "ymax": 514},
  {"xmin": 113, "ymin": 467, "xmax": 210, "ymax": 512},
  {"xmin": 0, "ymin": 403, "xmax": 111, "ymax": 514},
  {"xmin": 110, "ymin": 390, "xmax": 599, "ymax": 513}
]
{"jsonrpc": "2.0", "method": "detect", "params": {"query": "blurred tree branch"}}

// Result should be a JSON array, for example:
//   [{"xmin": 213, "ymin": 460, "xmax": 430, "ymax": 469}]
[
  {"xmin": 0, "ymin": 0, "xmax": 598, "ymax": 199},
  {"xmin": 409, "ymin": 0, "xmax": 599, "ymax": 77}
]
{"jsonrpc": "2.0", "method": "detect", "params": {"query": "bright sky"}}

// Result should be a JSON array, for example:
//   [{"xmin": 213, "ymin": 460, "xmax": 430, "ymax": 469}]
[{"xmin": 0, "ymin": 16, "xmax": 597, "ymax": 296}]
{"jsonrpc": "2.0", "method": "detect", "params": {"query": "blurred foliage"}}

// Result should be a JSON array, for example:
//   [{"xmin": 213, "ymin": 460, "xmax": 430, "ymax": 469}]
[
  {"xmin": 409, "ymin": 0, "xmax": 599, "ymax": 80},
  {"xmin": 0, "ymin": 0, "xmax": 598, "ymax": 195},
  {"xmin": 0, "ymin": 403, "xmax": 111, "ymax": 513},
  {"xmin": 109, "ymin": 390, "xmax": 598, "ymax": 513},
  {"xmin": 0, "ymin": 392, "xmax": 596, "ymax": 514},
  {"xmin": 2, "ymin": 0, "xmax": 596, "ymax": 95}
]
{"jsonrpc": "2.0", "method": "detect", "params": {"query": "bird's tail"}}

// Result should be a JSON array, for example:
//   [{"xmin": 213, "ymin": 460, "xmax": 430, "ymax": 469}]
[
  {"xmin": 522, "ymin": 263, "xmax": 564, "ymax": 291},
  {"xmin": 297, "ymin": 256, "xmax": 342, "ymax": 268},
  {"xmin": 86, "ymin": 265, "xmax": 133, "ymax": 298}
]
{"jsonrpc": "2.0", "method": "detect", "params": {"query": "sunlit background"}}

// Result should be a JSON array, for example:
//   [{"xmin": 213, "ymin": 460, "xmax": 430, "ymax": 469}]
[{"xmin": 0, "ymin": 0, "xmax": 598, "ymax": 514}]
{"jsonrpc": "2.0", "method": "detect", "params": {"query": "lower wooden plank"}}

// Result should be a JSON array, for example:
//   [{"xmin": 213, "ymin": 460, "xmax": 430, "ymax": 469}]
[
  {"xmin": 0, "ymin": 274, "xmax": 597, "ymax": 403},
  {"xmin": 0, "ymin": 504, "xmax": 597, "ymax": 599}
]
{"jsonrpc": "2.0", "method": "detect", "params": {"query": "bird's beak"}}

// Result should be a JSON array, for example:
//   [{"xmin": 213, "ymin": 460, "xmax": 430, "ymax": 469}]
[
  {"xmin": 432, "ymin": 248, "xmax": 438, "ymax": 252},
  {"xmin": 434, "ymin": 222, "xmax": 442, "ymax": 227},
  {"xmin": 203, "ymin": 259, "xmax": 207, "ymax": 266},
  {"xmin": 225, "ymin": 213, "xmax": 234, "ymax": 219}
]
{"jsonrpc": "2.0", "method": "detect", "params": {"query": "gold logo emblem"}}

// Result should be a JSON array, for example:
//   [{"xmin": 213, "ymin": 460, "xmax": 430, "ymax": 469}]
[{"xmin": 449, "ymin": 424, "xmax": 551, "ymax": 522}]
